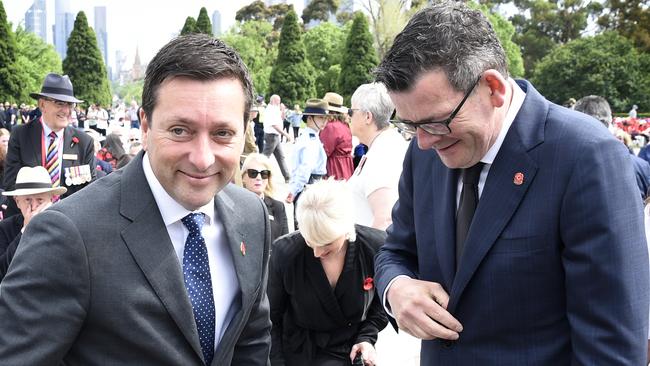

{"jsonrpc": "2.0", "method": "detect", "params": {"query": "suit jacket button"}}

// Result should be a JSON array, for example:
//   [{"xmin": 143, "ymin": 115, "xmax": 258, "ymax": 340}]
[{"xmin": 348, "ymin": 322, "xmax": 352, "ymax": 327}]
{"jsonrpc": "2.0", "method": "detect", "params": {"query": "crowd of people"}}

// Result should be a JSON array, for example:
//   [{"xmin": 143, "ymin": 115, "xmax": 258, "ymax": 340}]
[{"xmin": 0, "ymin": 1, "xmax": 649, "ymax": 365}]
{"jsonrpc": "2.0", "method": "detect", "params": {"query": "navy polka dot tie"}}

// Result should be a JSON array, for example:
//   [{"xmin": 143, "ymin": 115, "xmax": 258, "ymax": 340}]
[{"xmin": 182, "ymin": 213, "xmax": 215, "ymax": 365}]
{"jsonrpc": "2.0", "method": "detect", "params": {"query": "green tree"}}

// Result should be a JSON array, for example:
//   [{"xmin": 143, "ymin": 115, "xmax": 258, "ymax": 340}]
[
  {"xmin": 223, "ymin": 20, "xmax": 279, "ymax": 96},
  {"xmin": 302, "ymin": 0, "xmax": 339, "ymax": 24},
  {"xmin": 469, "ymin": 2, "xmax": 525, "ymax": 77},
  {"xmin": 236, "ymin": 1, "xmax": 269, "ymax": 22},
  {"xmin": 62, "ymin": 11, "xmax": 111, "ymax": 107},
  {"xmin": 316, "ymin": 64, "xmax": 341, "ymax": 97},
  {"xmin": 269, "ymin": 10, "xmax": 316, "ymax": 108},
  {"xmin": 196, "ymin": 7, "xmax": 212, "ymax": 36},
  {"xmin": 531, "ymin": 31, "xmax": 650, "ymax": 112},
  {"xmin": 363, "ymin": 0, "xmax": 418, "ymax": 60},
  {"xmin": 268, "ymin": 3, "xmax": 293, "ymax": 30},
  {"xmin": 180, "ymin": 16, "xmax": 197, "ymax": 35},
  {"xmin": 598, "ymin": 0, "xmax": 650, "ymax": 52},
  {"xmin": 13, "ymin": 26, "xmax": 62, "ymax": 103},
  {"xmin": 338, "ymin": 12, "xmax": 378, "ymax": 103},
  {"xmin": 0, "ymin": 0, "xmax": 22, "ymax": 103},
  {"xmin": 112, "ymin": 79, "xmax": 144, "ymax": 104},
  {"xmin": 303, "ymin": 22, "xmax": 346, "ymax": 72}
]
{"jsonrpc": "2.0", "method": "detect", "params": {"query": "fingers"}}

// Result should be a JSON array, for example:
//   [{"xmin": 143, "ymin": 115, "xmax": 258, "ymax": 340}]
[
  {"xmin": 349, "ymin": 343, "xmax": 360, "ymax": 363},
  {"xmin": 388, "ymin": 278, "xmax": 462, "ymax": 340}
]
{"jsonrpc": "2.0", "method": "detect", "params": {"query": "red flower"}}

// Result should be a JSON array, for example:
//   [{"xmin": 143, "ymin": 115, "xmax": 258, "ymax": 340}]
[
  {"xmin": 363, "ymin": 277, "xmax": 374, "ymax": 291},
  {"xmin": 71, "ymin": 136, "xmax": 80, "ymax": 147}
]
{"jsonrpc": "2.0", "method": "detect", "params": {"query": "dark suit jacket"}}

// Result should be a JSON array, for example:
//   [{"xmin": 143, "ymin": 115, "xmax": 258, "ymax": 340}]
[
  {"xmin": 269, "ymin": 225, "xmax": 388, "ymax": 366},
  {"xmin": 264, "ymin": 196, "xmax": 288, "ymax": 243},
  {"xmin": 0, "ymin": 152, "xmax": 272, "ymax": 365},
  {"xmin": 0, "ymin": 213, "xmax": 22, "ymax": 279},
  {"xmin": 3, "ymin": 118, "xmax": 96, "ymax": 199},
  {"xmin": 375, "ymin": 80, "xmax": 649, "ymax": 365}
]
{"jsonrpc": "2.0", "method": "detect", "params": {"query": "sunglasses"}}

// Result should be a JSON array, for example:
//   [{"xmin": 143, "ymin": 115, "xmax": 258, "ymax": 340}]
[
  {"xmin": 347, "ymin": 109, "xmax": 360, "ymax": 118},
  {"xmin": 246, "ymin": 169, "xmax": 270, "ymax": 179},
  {"xmin": 43, "ymin": 97, "xmax": 75, "ymax": 109}
]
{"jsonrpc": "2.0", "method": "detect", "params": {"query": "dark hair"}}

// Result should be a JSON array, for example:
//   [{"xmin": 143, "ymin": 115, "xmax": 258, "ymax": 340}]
[
  {"xmin": 103, "ymin": 133, "xmax": 126, "ymax": 160},
  {"xmin": 374, "ymin": 1, "xmax": 508, "ymax": 93},
  {"xmin": 574, "ymin": 95, "xmax": 612, "ymax": 127},
  {"xmin": 141, "ymin": 33, "xmax": 254, "ymax": 126}
]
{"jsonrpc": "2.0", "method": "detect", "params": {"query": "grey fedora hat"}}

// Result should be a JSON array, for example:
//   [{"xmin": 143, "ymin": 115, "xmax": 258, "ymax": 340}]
[{"xmin": 29, "ymin": 73, "xmax": 84, "ymax": 103}]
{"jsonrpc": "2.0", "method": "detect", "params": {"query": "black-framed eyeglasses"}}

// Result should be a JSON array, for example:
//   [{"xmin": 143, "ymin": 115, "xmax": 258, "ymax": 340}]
[
  {"xmin": 43, "ymin": 97, "xmax": 75, "ymax": 109},
  {"xmin": 246, "ymin": 169, "xmax": 270, "ymax": 179},
  {"xmin": 390, "ymin": 76, "xmax": 481, "ymax": 137}
]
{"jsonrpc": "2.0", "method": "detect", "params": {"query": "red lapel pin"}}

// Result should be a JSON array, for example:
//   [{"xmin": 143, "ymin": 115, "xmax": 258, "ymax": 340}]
[{"xmin": 513, "ymin": 172, "xmax": 524, "ymax": 185}]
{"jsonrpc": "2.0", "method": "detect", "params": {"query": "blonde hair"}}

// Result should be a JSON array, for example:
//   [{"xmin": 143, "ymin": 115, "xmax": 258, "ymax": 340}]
[
  {"xmin": 240, "ymin": 153, "xmax": 274, "ymax": 197},
  {"xmin": 296, "ymin": 179, "xmax": 356, "ymax": 246}
]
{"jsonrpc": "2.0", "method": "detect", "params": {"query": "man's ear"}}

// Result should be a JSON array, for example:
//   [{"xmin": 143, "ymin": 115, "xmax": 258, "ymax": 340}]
[
  {"xmin": 139, "ymin": 109, "xmax": 149, "ymax": 151},
  {"xmin": 482, "ymin": 69, "xmax": 508, "ymax": 108}
]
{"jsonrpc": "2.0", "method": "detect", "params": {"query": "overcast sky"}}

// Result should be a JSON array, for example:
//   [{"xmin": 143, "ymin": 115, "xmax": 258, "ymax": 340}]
[{"xmin": 4, "ymin": 0, "xmax": 253, "ymax": 70}]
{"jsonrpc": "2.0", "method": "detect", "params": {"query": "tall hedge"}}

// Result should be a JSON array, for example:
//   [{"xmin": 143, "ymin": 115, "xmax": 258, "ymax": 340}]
[
  {"xmin": 338, "ymin": 12, "xmax": 378, "ymax": 104},
  {"xmin": 196, "ymin": 7, "xmax": 213, "ymax": 36},
  {"xmin": 269, "ymin": 10, "xmax": 316, "ymax": 108},
  {"xmin": 62, "ymin": 11, "xmax": 111, "ymax": 107}
]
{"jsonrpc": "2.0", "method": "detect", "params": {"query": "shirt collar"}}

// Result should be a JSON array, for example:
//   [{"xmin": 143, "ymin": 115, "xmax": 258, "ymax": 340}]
[
  {"xmin": 481, "ymin": 78, "xmax": 526, "ymax": 165},
  {"xmin": 41, "ymin": 119, "xmax": 64, "ymax": 138},
  {"xmin": 142, "ymin": 152, "xmax": 215, "ymax": 226}
]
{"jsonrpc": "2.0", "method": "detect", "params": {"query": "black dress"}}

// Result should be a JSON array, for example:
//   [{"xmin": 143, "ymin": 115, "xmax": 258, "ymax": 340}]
[
  {"xmin": 264, "ymin": 196, "xmax": 288, "ymax": 243},
  {"xmin": 269, "ymin": 225, "xmax": 388, "ymax": 366}
]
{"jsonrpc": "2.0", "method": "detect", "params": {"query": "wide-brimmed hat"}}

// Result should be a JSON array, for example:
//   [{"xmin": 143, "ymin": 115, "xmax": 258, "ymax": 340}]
[
  {"xmin": 302, "ymin": 99, "xmax": 329, "ymax": 116},
  {"xmin": 323, "ymin": 92, "xmax": 348, "ymax": 114},
  {"xmin": 29, "ymin": 73, "xmax": 84, "ymax": 103},
  {"xmin": 2, "ymin": 166, "xmax": 67, "ymax": 196}
]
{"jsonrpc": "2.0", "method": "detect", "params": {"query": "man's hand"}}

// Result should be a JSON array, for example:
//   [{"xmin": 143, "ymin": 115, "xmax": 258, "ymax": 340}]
[
  {"xmin": 22, "ymin": 200, "xmax": 52, "ymax": 229},
  {"xmin": 387, "ymin": 277, "xmax": 463, "ymax": 340},
  {"xmin": 349, "ymin": 341, "xmax": 377, "ymax": 366}
]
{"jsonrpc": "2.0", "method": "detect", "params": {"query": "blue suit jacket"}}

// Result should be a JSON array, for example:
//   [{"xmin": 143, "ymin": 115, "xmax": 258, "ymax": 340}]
[{"xmin": 375, "ymin": 80, "xmax": 649, "ymax": 365}]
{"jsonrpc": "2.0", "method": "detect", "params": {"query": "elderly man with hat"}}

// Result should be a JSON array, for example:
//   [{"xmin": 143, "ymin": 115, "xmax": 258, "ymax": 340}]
[
  {"xmin": 3, "ymin": 73, "xmax": 96, "ymax": 215},
  {"xmin": 0, "ymin": 166, "xmax": 67, "ymax": 279},
  {"xmin": 320, "ymin": 92, "xmax": 354, "ymax": 180},
  {"xmin": 286, "ymin": 99, "xmax": 328, "ymax": 228}
]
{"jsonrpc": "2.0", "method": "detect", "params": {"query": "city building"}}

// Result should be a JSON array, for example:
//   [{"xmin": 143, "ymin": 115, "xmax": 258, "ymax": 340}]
[
  {"xmin": 212, "ymin": 10, "xmax": 221, "ymax": 36},
  {"xmin": 94, "ymin": 6, "xmax": 108, "ymax": 68},
  {"xmin": 24, "ymin": 0, "xmax": 47, "ymax": 42},
  {"xmin": 53, "ymin": 0, "xmax": 75, "ymax": 59}
]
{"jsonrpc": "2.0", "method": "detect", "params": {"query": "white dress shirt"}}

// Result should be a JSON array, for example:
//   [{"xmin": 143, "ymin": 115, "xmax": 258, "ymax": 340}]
[{"xmin": 142, "ymin": 153, "xmax": 239, "ymax": 349}]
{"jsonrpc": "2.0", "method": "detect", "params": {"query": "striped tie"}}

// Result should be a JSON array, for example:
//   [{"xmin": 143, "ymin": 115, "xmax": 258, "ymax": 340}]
[{"xmin": 46, "ymin": 131, "xmax": 60, "ymax": 187}]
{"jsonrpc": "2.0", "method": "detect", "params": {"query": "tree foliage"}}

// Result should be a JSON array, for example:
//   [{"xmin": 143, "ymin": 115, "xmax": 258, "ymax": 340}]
[
  {"xmin": 112, "ymin": 79, "xmax": 144, "ymax": 104},
  {"xmin": 0, "ymin": 0, "xmax": 22, "ymax": 103},
  {"xmin": 303, "ymin": 22, "xmax": 346, "ymax": 72},
  {"xmin": 531, "ymin": 31, "xmax": 650, "ymax": 112},
  {"xmin": 13, "ymin": 27, "xmax": 62, "ymax": 103},
  {"xmin": 598, "ymin": 0, "xmax": 650, "ymax": 52},
  {"xmin": 223, "ymin": 20, "xmax": 279, "ymax": 96},
  {"xmin": 196, "ymin": 7, "xmax": 213, "ymax": 36},
  {"xmin": 269, "ymin": 10, "xmax": 316, "ymax": 108},
  {"xmin": 236, "ymin": 1, "xmax": 292, "ymax": 30},
  {"xmin": 338, "ymin": 12, "xmax": 378, "ymax": 103},
  {"xmin": 62, "ymin": 11, "xmax": 111, "ymax": 107},
  {"xmin": 181, "ymin": 17, "xmax": 197, "ymax": 35},
  {"xmin": 317, "ymin": 64, "xmax": 341, "ymax": 97},
  {"xmin": 302, "ymin": 0, "xmax": 339, "ymax": 24},
  {"xmin": 362, "ymin": 0, "xmax": 419, "ymax": 60}
]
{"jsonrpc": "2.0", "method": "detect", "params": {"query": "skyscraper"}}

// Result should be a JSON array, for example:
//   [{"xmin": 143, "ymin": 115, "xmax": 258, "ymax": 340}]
[
  {"xmin": 94, "ymin": 6, "xmax": 108, "ymax": 67},
  {"xmin": 54, "ymin": 0, "xmax": 75, "ymax": 59},
  {"xmin": 25, "ymin": 0, "xmax": 47, "ymax": 42},
  {"xmin": 212, "ymin": 10, "xmax": 221, "ymax": 36}
]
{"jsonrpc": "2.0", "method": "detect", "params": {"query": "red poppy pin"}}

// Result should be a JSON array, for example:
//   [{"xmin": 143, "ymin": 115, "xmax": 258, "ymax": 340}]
[
  {"xmin": 70, "ymin": 136, "xmax": 80, "ymax": 148},
  {"xmin": 513, "ymin": 172, "xmax": 524, "ymax": 186},
  {"xmin": 240, "ymin": 242, "xmax": 246, "ymax": 256},
  {"xmin": 363, "ymin": 277, "xmax": 374, "ymax": 291}
]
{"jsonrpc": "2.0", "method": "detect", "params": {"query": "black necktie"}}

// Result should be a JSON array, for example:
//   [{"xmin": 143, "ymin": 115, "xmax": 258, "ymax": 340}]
[{"xmin": 456, "ymin": 162, "xmax": 484, "ymax": 267}]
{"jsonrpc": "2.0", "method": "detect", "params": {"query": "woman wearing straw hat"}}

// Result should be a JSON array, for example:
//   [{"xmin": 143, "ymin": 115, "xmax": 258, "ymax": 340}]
[
  {"xmin": 0, "ymin": 166, "xmax": 67, "ymax": 279},
  {"xmin": 320, "ymin": 92, "xmax": 354, "ymax": 180}
]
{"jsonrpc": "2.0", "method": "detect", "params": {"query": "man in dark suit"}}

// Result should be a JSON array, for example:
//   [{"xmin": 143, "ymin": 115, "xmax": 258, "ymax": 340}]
[
  {"xmin": 0, "ymin": 34, "xmax": 272, "ymax": 365},
  {"xmin": 373, "ymin": 2, "xmax": 649, "ymax": 364},
  {"xmin": 3, "ymin": 73, "xmax": 96, "ymax": 203}
]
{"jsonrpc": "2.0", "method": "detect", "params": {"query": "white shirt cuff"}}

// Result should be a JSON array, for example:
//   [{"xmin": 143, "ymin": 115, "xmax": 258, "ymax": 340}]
[{"xmin": 382, "ymin": 275, "xmax": 412, "ymax": 317}]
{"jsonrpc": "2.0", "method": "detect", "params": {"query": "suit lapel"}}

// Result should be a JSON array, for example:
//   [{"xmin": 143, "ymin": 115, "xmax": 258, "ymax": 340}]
[
  {"xmin": 118, "ymin": 153, "xmax": 204, "ymax": 361},
  {"xmin": 448, "ymin": 80, "xmax": 546, "ymax": 311},
  {"xmin": 28, "ymin": 119, "xmax": 43, "ymax": 167}
]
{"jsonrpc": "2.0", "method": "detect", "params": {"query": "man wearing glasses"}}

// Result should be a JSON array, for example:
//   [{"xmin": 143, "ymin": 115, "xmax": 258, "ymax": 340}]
[
  {"xmin": 374, "ymin": 2, "xmax": 648, "ymax": 364},
  {"xmin": 3, "ymin": 73, "xmax": 96, "ymax": 210}
]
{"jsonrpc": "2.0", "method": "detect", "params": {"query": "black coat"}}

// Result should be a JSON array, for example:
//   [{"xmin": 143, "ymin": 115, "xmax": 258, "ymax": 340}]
[
  {"xmin": 0, "ymin": 214, "xmax": 23, "ymax": 280},
  {"xmin": 264, "ymin": 196, "xmax": 288, "ymax": 243},
  {"xmin": 269, "ymin": 225, "xmax": 388, "ymax": 366}
]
